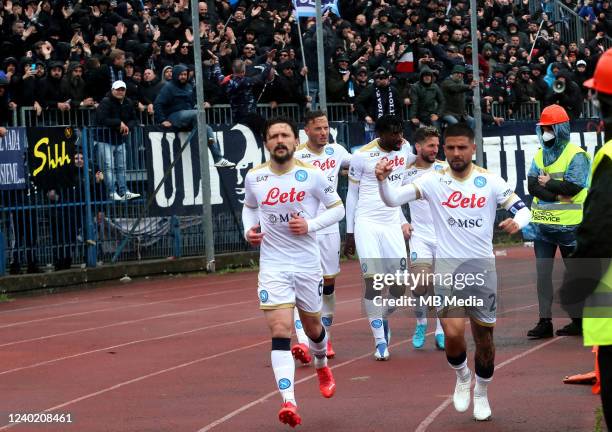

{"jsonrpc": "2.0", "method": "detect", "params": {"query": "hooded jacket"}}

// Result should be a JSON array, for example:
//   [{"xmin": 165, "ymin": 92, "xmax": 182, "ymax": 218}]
[
  {"xmin": 409, "ymin": 68, "xmax": 444, "ymax": 120},
  {"xmin": 153, "ymin": 64, "xmax": 196, "ymax": 123},
  {"xmin": 211, "ymin": 62, "xmax": 272, "ymax": 123},
  {"xmin": 60, "ymin": 62, "xmax": 88, "ymax": 108},
  {"xmin": 38, "ymin": 65, "xmax": 70, "ymax": 109},
  {"xmin": 527, "ymin": 121, "xmax": 591, "ymax": 233}
]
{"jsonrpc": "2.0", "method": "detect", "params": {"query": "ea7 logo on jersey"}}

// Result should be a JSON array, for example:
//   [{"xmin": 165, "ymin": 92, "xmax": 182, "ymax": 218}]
[
  {"xmin": 448, "ymin": 217, "xmax": 484, "ymax": 228},
  {"xmin": 300, "ymin": 153, "xmax": 312, "ymax": 159},
  {"xmin": 262, "ymin": 187, "xmax": 306, "ymax": 205},
  {"xmin": 441, "ymin": 191, "xmax": 486, "ymax": 208},
  {"xmin": 369, "ymin": 152, "xmax": 380, "ymax": 157},
  {"xmin": 256, "ymin": 175, "xmax": 269, "ymax": 182}
]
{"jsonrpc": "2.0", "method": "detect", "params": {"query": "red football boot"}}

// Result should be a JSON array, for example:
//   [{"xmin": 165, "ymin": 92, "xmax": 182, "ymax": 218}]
[
  {"xmin": 291, "ymin": 343, "xmax": 312, "ymax": 365},
  {"xmin": 316, "ymin": 366, "xmax": 336, "ymax": 398},
  {"xmin": 326, "ymin": 340, "xmax": 336, "ymax": 359},
  {"xmin": 278, "ymin": 401, "xmax": 302, "ymax": 427}
]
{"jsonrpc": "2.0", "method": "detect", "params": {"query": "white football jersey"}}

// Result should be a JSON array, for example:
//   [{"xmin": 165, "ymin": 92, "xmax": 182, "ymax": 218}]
[
  {"xmin": 403, "ymin": 160, "xmax": 447, "ymax": 241},
  {"xmin": 244, "ymin": 160, "xmax": 343, "ymax": 272},
  {"xmin": 349, "ymin": 139, "xmax": 416, "ymax": 226},
  {"xmin": 412, "ymin": 165, "xmax": 516, "ymax": 259},
  {"xmin": 295, "ymin": 143, "xmax": 352, "ymax": 235}
]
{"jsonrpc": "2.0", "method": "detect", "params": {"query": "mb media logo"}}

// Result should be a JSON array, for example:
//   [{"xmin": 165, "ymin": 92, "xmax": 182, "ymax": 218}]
[{"xmin": 447, "ymin": 217, "xmax": 484, "ymax": 228}]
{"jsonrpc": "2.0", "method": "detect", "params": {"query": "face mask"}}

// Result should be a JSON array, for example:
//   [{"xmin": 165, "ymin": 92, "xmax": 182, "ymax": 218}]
[{"xmin": 542, "ymin": 131, "xmax": 555, "ymax": 142}]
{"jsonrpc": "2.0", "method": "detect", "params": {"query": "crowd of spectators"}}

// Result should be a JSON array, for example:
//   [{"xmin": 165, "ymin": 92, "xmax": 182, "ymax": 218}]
[{"xmin": 0, "ymin": 0, "xmax": 609, "ymax": 128}]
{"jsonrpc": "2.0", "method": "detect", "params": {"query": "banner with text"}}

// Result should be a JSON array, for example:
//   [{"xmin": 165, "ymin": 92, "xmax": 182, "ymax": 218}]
[
  {"xmin": 0, "ymin": 128, "xmax": 27, "ymax": 190},
  {"xmin": 26, "ymin": 127, "xmax": 77, "ymax": 190},
  {"xmin": 144, "ymin": 122, "xmax": 352, "ymax": 217}
]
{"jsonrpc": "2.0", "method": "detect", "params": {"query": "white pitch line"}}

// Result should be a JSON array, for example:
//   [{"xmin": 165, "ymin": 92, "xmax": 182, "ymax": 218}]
[
  {"xmin": 0, "ymin": 275, "xmax": 256, "ymax": 316},
  {"xmin": 0, "ymin": 296, "xmax": 361, "ymax": 376},
  {"xmin": 197, "ymin": 303, "xmax": 540, "ymax": 431},
  {"xmin": 0, "ymin": 300, "xmax": 253, "ymax": 348},
  {"xmin": 0, "ymin": 311, "xmax": 365, "ymax": 431}
]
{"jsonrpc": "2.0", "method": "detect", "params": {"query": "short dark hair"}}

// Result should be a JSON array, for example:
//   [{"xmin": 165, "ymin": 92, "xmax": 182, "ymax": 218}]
[
  {"xmin": 264, "ymin": 117, "xmax": 298, "ymax": 140},
  {"xmin": 374, "ymin": 115, "xmax": 403, "ymax": 134},
  {"xmin": 414, "ymin": 126, "xmax": 440, "ymax": 144},
  {"xmin": 304, "ymin": 110, "xmax": 327, "ymax": 124},
  {"xmin": 443, "ymin": 123, "xmax": 475, "ymax": 142}
]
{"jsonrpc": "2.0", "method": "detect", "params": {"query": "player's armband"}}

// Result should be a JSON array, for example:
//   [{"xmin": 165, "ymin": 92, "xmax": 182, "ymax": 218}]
[{"xmin": 508, "ymin": 200, "xmax": 526, "ymax": 215}]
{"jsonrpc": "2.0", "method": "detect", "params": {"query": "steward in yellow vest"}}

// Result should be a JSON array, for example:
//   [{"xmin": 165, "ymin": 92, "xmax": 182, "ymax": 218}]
[
  {"xmin": 560, "ymin": 48, "xmax": 612, "ymax": 430},
  {"xmin": 526, "ymin": 104, "xmax": 591, "ymax": 339}
]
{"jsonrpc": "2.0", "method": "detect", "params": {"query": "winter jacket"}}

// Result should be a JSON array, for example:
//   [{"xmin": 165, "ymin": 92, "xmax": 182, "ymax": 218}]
[
  {"xmin": 94, "ymin": 94, "xmax": 139, "ymax": 144},
  {"xmin": 409, "ymin": 70, "xmax": 444, "ymax": 120},
  {"xmin": 154, "ymin": 64, "xmax": 196, "ymax": 123},
  {"xmin": 440, "ymin": 77, "xmax": 471, "ymax": 117}
]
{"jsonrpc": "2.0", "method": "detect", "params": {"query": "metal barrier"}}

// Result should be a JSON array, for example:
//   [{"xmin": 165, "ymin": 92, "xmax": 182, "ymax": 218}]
[
  {"xmin": 530, "ymin": 0, "xmax": 612, "ymax": 50},
  {"xmin": 491, "ymin": 101, "xmax": 542, "ymax": 121},
  {"xmin": 13, "ymin": 99, "xmax": 599, "ymax": 129},
  {"xmin": 20, "ymin": 106, "xmax": 97, "ymax": 128}
]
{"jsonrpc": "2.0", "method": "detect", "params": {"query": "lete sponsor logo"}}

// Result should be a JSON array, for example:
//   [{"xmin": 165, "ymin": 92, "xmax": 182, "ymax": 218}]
[
  {"xmin": 441, "ymin": 191, "xmax": 486, "ymax": 208},
  {"xmin": 262, "ymin": 187, "xmax": 306, "ymax": 205},
  {"xmin": 312, "ymin": 158, "xmax": 337, "ymax": 170},
  {"xmin": 381, "ymin": 155, "xmax": 405, "ymax": 169}
]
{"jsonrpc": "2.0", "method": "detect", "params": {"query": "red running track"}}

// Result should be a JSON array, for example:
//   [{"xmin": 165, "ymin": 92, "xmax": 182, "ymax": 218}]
[{"xmin": 0, "ymin": 247, "xmax": 600, "ymax": 431}]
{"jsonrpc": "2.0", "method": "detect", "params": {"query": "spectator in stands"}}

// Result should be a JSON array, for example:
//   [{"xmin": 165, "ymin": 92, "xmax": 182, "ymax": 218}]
[
  {"xmin": 515, "ymin": 66, "xmax": 539, "ymax": 104},
  {"xmin": 573, "ymin": 60, "xmax": 591, "ymax": 96},
  {"xmin": 327, "ymin": 54, "xmax": 354, "ymax": 103},
  {"xmin": 212, "ymin": 54, "xmax": 274, "ymax": 124},
  {"xmin": 101, "ymin": 49, "xmax": 127, "ymax": 91},
  {"xmin": 0, "ymin": 74, "xmax": 12, "ymax": 126},
  {"xmin": 545, "ymin": 71, "xmax": 584, "ymax": 119},
  {"xmin": 271, "ymin": 62, "xmax": 309, "ymax": 107},
  {"xmin": 61, "ymin": 62, "xmax": 96, "ymax": 110},
  {"xmin": 138, "ymin": 69, "xmax": 163, "ymax": 117},
  {"xmin": 94, "ymin": 80, "xmax": 141, "ymax": 201},
  {"xmin": 440, "ymin": 65, "xmax": 476, "ymax": 129},
  {"xmin": 154, "ymin": 64, "xmax": 235, "ymax": 168},
  {"xmin": 409, "ymin": 67, "xmax": 444, "ymax": 129},
  {"xmin": 38, "ymin": 61, "xmax": 71, "ymax": 114},
  {"xmin": 355, "ymin": 67, "xmax": 405, "ymax": 125}
]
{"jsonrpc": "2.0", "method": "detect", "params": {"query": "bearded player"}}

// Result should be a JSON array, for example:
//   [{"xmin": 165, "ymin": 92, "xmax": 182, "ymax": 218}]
[
  {"xmin": 242, "ymin": 118, "xmax": 344, "ymax": 427},
  {"xmin": 376, "ymin": 123, "xmax": 531, "ymax": 420},
  {"xmin": 402, "ymin": 126, "xmax": 446, "ymax": 350},
  {"xmin": 291, "ymin": 110, "xmax": 352, "ymax": 363}
]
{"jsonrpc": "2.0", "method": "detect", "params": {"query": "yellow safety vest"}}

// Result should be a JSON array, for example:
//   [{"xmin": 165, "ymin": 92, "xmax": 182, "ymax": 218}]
[
  {"xmin": 531, "ymin": 143, "xmax": 590, "ymax": 226},
  {"xmin": 583, "ymin": 140, "xmax": 612, "ymax": 347}
]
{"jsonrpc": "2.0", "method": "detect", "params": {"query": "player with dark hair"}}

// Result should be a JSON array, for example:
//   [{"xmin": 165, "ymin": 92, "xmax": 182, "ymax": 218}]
[
  {"xmin": 292, "ymin": 110, "xmax": 352, "ymax": 363},
  {"xmin": 242, "ymin": 117, "xmax": 344, "ymax": 426},
  {"xmin": 344, "ymin": 114, "xmax": 415, "ymax": 360},
  {"xmin": 376, "ymin": 123, "xmax": 531, "ymax": 420}
]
